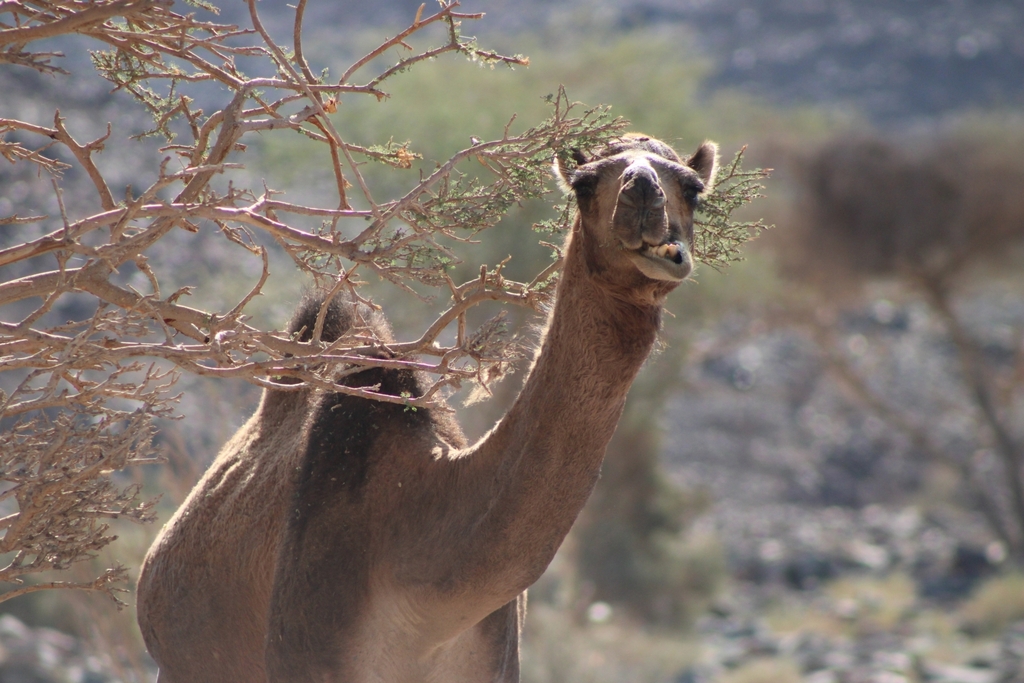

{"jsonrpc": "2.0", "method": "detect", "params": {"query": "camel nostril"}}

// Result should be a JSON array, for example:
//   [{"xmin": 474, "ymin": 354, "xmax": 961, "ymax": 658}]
[{"xmin": 620, "ymin": 167, "xmax": 663, "ymax": 210}]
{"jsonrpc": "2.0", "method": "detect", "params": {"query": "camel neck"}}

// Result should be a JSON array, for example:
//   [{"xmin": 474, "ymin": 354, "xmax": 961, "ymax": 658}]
[
  {"xmin": 454, "ymin": 229, "xmax": 663, "ymax": 602},
  {"xmin": 504, "ymin": 236, "xmax": 661, "ymax": 453}
]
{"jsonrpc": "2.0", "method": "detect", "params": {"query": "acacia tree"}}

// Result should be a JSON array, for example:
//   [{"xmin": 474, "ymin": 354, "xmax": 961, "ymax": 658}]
[{"xmin": 0, "ymin": 0, "xmax": 765, "ymax": 608}]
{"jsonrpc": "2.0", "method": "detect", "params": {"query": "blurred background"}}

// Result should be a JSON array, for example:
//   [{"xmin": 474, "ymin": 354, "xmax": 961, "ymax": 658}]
[{"xmin": 2, "ymin": 0, "xmax": 1024, "ymax": 681}]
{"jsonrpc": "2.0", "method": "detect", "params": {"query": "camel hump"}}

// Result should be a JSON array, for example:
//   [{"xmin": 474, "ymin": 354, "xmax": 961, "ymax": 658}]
[
  {"xmin": 260, "ymin": 291, "xmax": 393, "ymax": 418},
  {"xmin": 287, "ymin": 291, "xmax": 352, "ymax": 344},
  {"xmin": 288, "ymin": 289, "xmax": 396, "ymax": 345}
]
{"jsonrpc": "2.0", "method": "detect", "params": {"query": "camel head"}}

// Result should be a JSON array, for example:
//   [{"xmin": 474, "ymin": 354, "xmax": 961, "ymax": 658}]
[{"xmin": 558, "ymin": 134, "xmax": 718, "ymax": 297}]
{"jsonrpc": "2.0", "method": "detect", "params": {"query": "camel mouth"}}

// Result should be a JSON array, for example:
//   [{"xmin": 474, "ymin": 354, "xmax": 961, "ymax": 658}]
[
  {"xmin": 646, "ymin": 241, "xmax": 685, "ymax": 265},
  {"xmin": 627, "ymin": 240, "xmax": 693, "ymax": 282}
]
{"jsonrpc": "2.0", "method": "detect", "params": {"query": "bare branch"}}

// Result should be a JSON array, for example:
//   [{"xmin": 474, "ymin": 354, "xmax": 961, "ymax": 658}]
[
  {"xmin": 52, "ymin": 114, "xmax": 116, "ymax": 211},
  {"xmin": 0, "ymin": 0, "xmax": 163, "ymax": 49}
]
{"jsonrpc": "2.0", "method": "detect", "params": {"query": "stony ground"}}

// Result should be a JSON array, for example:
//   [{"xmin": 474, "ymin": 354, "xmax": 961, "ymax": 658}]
[{"xmin": 653, "ymin": 281, "xmax": 1024, "ymax": 683}]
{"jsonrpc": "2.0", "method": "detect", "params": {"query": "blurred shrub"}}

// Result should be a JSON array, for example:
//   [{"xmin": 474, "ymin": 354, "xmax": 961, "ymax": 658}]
[
  {"xmin": 770, "ymin": 118, "xmax": 1024, "ymax": 559},
  {"xmin": 574, "ymin": 419, "xmax": 724, "ymax": 627},
  {"xmin": 719, "ymin": 657, "xmax": 802, "ymax": 683},
  {"xmin": 780, "ymin": 121, "xmax": 1024, "ymax": 288},
  {"xmin": 520, "ymin": 602, "xmax": 699, "ymax": 683},
  {"xmin": 960, "ymin": 573, "xmax": 1024, "ymax": 636}
]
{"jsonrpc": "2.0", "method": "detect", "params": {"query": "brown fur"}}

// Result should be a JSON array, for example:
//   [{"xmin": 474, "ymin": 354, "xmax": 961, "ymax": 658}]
[{"xmin": 137, "ymin": 135, "xmax": 717, "ymax": 683}]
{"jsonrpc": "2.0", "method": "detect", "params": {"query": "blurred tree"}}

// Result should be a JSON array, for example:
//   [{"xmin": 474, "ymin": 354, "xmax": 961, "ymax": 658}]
[{"xmin": 780, "ymin": 123, "xmax": 1024, "ymax": 559}]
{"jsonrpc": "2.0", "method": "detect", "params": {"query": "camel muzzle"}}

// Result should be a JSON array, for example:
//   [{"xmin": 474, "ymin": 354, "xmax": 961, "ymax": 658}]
[
  {"xmin": 613, "ymin": 166, "xmax": 670, "ymax": 250},
  {"xmin": 611, "ymin": 165, "xmax": 691, "ymax": 281}
]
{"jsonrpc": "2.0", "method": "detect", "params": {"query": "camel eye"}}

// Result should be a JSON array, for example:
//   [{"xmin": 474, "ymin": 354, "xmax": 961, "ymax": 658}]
[
  {"xmin": 571, "ymin": 171, "xmax": 599, "ymax": 199},
  {"xmin": 681, "ymin": 180, "xmax": 704, "ymax": 207}
]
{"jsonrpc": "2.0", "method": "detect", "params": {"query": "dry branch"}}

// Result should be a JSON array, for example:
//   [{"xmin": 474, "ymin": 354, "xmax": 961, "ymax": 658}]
[{"xmin": 0, "ymin": 0, "xmax": 627, "ymax": 606}]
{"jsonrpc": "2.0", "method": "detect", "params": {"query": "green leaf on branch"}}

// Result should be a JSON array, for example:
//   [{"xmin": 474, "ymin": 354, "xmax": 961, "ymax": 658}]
[{"xmin": 693, "ymin": 147, "xmax": 771, "ymax": 269}]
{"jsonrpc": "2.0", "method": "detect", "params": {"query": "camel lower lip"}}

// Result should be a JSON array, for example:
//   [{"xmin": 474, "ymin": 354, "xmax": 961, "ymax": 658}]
[{"xmin": 628, "ymin": 241, "xmax": 692, "ymax": 281}]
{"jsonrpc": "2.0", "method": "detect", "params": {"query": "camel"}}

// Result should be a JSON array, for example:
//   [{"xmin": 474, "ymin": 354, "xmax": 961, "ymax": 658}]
[{"xmin": 136, "ymin": 133, "xmax": 718, "ymax": 682}]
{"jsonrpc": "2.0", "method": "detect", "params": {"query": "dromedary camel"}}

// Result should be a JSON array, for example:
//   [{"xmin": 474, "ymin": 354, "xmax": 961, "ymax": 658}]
[{"xmin": 137, "ymin": 133, "xmax": 718, "ymax": 682}]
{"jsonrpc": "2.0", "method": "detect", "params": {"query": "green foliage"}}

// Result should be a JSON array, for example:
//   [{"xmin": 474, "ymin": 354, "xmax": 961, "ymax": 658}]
[
  {"xmin": 182, "ymin": 0, "xmax": 219, "ymax": 11},
  {"xmin": 86, "ymin": 11, "xmax": 247, "ymax": 141},
  {"xmin": 267, "ymin": 28, "xmax": 704, "ymax": 186},
  {"xmin": 288, "ymin": 88, "xmax": 627, "ymax": 294},
  {"xmin": 259, "ymin": 29, "xmax": 775, "ymax": 312},
  {"xmin": 483, "ymin": 27, "xmax": 713, "ymax": 144},
  {"xmin": 695, "ymin": 147, "xmax": 772, "ymax": 269}
]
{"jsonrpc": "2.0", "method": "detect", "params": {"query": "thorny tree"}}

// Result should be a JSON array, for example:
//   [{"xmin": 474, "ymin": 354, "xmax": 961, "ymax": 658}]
[{"xmin": 0, "ymin": 0, "xmax": 768, "ymax": 607}]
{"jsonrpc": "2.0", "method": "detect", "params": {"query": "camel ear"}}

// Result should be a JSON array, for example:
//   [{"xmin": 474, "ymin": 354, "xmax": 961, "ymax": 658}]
[
  {"xmin": 687, "ymin": 141, "xmax": 719, "ymax": 190},
  {"xmin": 554, "ymin": 149, "xmax": 589, "ymax": 192}
]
